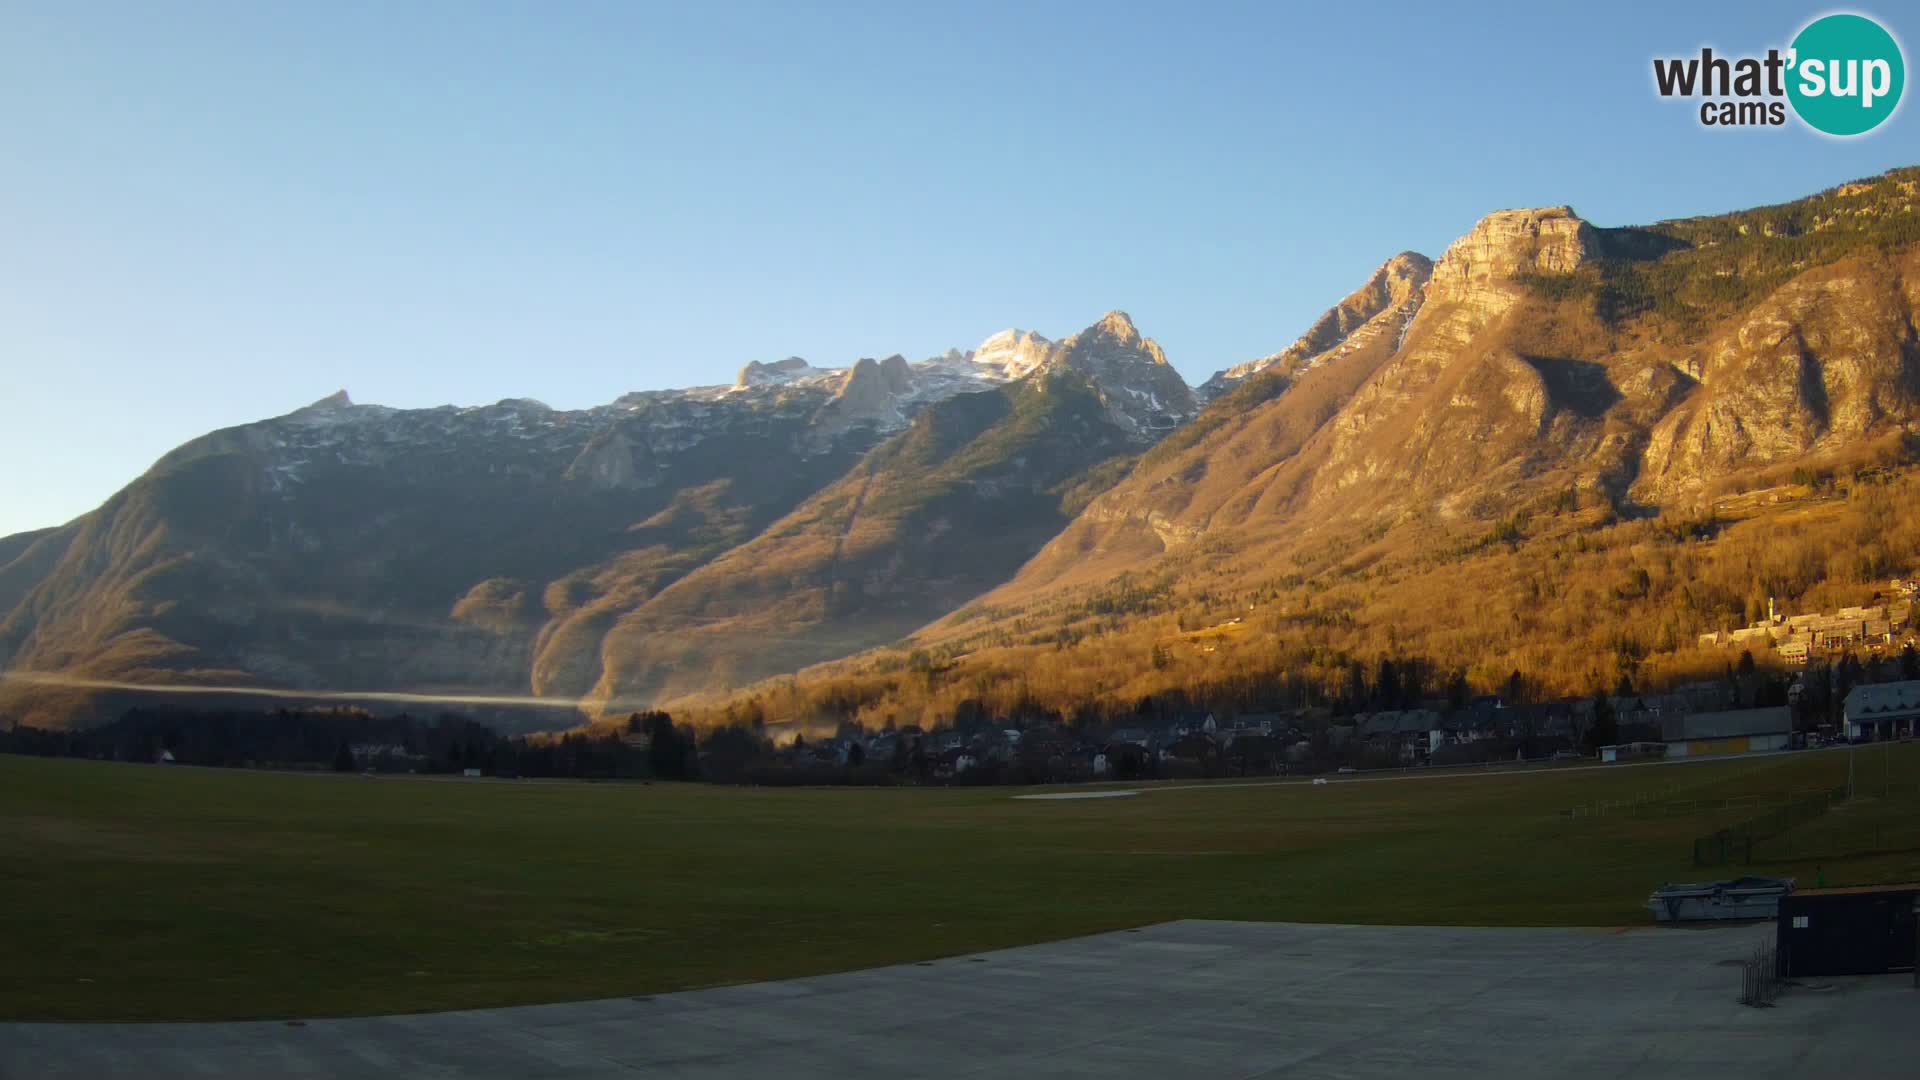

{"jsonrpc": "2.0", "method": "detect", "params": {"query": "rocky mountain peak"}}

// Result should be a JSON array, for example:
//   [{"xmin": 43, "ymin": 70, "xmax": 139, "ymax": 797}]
[
  {"xmin": 735, "ymin": 356, "xmax": 816, "ymax": 388},
  {"xmin": 283, "ymin": 389, "xmax": 361, "ymax": 424},
  {"xmin": 967, "ymin": 330, "xmax": 1059, "ymax": 381},
  {"xmin": 1377, "ymin": 252, "xmax": 1434, "ymax": 304},
  {"xmin": 975, "ymin": 328, "xmax": 1049, "ymax": 352},
  {"xmin": 809, "ymin": 355, "xmax": 919, "ymax": 436},
  {"xmin": 1200, "ymin": 252, "xmax": 1434, "ymax": 399},
  {"xmin": 878, "ymin": 353, "xmax": 914, "ymax": 386},
  {"xmin": 1427, "ymin": 206, "xmax": 1593, "ymax": 305},
  {"xmin": 837, "ymin": 355, "xmax": 914, "ymax": 399},
  {"xmin": 1050, "ymin": 312, "xmax": 1195, "ymax": 439},
  {"xmin": 1088, "ymin": 310, "xmax": 1143, "ymax": 345}
]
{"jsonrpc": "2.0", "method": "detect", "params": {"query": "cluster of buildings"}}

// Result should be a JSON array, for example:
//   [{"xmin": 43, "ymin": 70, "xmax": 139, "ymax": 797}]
[
  {"xmin": 1698, "ymin": 587, "xmax": 1915, "ymax": 665},
  {"xmin": 1345, "ymin": 688, "xmax": 1796, "ymax": 766},
  {"xmin": 761, "ymin": 675, "xmax": 1919, "ymax": 781},
  {"xmin": 751, "ymin": 657, "xmax": 1920, "ymax": 782},
  {"xmin": 776, "ymin": 712, "xmax": 1299, "ymax": 780}
]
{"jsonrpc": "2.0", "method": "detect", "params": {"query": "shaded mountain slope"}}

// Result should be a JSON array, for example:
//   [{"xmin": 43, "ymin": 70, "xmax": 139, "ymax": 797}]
[
  {"xmin": 0, "ymin": 315, "xmax": 1196, "ymax": 727},
  {"xmin": 0, "ymin": 390, "xmax": 887, "ymax": 726},
  {"xmin": 584, "ymin": 353, "xmax": 1165, "ymax": 706}
]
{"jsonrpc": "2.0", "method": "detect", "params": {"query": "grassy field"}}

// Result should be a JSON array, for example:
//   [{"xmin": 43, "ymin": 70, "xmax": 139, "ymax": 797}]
[{"xmin": 4, "ymin": 748, "xmax": 1919, "ymax": 1022}]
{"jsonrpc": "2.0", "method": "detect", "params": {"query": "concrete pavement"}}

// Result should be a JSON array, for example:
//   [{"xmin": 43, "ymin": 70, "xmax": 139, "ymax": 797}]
[{"xmin": 4, "ymin": 920, "xmax": 1916, "ymax": 1079}]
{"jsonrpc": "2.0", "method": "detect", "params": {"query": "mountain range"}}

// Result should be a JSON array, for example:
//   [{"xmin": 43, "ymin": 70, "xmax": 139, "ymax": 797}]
[{"xmin": 4, "ymin": 167, "xmax": 1919, "ymax": 729}]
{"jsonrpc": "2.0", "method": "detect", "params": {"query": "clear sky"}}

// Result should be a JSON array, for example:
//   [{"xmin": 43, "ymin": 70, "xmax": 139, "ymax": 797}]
[{"xmin": 2, "ymin": 1, "xmax": 1914, "ymax": 537}]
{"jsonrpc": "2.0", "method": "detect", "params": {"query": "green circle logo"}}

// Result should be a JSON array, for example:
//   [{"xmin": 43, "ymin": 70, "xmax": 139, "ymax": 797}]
[{"xmin": 1787, "ymin": 13, "xmax": 1905, "ymax": 136}]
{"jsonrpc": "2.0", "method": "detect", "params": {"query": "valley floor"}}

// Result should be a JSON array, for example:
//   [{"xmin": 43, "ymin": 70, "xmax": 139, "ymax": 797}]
[
  {"xmin": 3, "ymin": 749, "xmax": 1918, "ymax": 1022},
  {"xmin": 6, "ymin": 920, "xmax": 1914, "ymax": 1079}
]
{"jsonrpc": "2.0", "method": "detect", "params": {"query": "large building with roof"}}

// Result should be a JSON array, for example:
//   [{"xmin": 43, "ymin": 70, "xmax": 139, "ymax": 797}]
[
  {"xmin": 1660, "ymin": 706, "xmax": 1791, "ymax": 757},
  {"xmin": 1843, "ymin": 681, "xmax": 1920, "ymax": 741}
]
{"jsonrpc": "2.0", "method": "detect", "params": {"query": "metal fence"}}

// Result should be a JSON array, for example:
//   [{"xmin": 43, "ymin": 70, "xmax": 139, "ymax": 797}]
[
  {"xmin": 1691, "ymin": 785, "xmax": 1848, "ymax": 867},
  {"xmin": 1754, "ymin": 819, "xmax": 1918, "ymax": 863},
  {"xmin": 1739, "ymin": 941, "xmax": 1782, "ymax": 1007},
  {"xmin": 1623, "ymin": 787, "xmax": 1834, "ymax": 819}
]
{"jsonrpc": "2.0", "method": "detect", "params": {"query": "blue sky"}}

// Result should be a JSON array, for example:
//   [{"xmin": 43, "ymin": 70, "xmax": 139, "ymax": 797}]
[{"xmin": 1, "ymin": 1, "xmax": 1914, "ymax": 536}]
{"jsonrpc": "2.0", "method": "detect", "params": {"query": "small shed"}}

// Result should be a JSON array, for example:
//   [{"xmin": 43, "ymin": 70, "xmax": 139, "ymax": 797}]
[{"xmin": 1776, "ymin": 883, "xmax": 1920, "ymax": 977}]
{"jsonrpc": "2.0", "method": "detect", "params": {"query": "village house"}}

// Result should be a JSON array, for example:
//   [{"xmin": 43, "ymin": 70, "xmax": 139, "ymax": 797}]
[
  {"xmin": 1216, "ymin": 724, "xmax": 1269, "ymax": 749},
  {"xmin": 1609, "ymin": 694, "xmax": 1691, "ymax": 739},
  {"xmin": 1223, "ymin": 731, "xmax": 1285, "ymax": 773},
  {"xmin": 1165, "ymin": 711, "xmax": 1217, "ymax": 738},
  {"xmin": 864, "ymin": 732, "xmax": 899, "ymax": 762},
  {"xmin": 931, "ymin": 747, "xmax": 976, "ymax": 778},
  {"xmin": 1843, "ymin": 680, "xmax": 1920, "ymax": 741},
  {"xmin": 350, "ymin": 741, "xmax": 412, "ymax": 762},
  {"xmin": 1428, "ymin": 710, "xmax": 1499, "ymax": 754},
  {"xmin": 1356, "ymin": 710, "xmax": 1439, "ymax": 763},
  {"xmin": 1233, "ymin": 712, "xmax": 1281, "ymax": 734},
  {"xmin": 1510, "ymin": 701, "xmax": 1578, "ymax": 744},
  {"xmin": 1160, "ymin": 731, "xmax": 1218, "ymax": 763},
  {"xmin": 1674, "ymin": 681, "xmax": 1732, "ymax": 711}
]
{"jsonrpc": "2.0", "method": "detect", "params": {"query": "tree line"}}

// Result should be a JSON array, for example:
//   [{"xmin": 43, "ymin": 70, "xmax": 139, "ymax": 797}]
[{"xmin": 0, "ymin": 704, "xmax": 696, "ymax": 782}]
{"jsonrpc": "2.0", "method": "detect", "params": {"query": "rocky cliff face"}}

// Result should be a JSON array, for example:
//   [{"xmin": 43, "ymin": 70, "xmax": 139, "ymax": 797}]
[
  {"xmin": 951, "ymin": 170, "xmax": 1920, "ymax": 632},
  {"xmin": 1201, "ymin": 252, "xmax": 1432, "ymax": 398},
  {"xmin": 1301, "ymin": 207, "xmax": 1601, "ymax": 515},
  {"xmin": 1046, "ymin": 312, "xmax": 1198, "ymax": 438},
  {"xmin": 811, "ymin": 354, "xmax": 919, "ymax": 438},
  {"xmin": 1424, "ymin": 206, "xmax": 1593, "ymax": 304},
  {"xmin": 1640, "ymin": 246, "xmax": 1920, "ymax": 495}
]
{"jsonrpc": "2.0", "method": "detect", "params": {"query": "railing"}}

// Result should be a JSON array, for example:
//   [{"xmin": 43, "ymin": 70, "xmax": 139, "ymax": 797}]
[
  {"xmin": 1739, "ymin": 941, "xmax": 1782, "ymax": 1007},
  {"xmin": 1691, "ymin": 785, "xmax": 1848, "ymax": 866}
]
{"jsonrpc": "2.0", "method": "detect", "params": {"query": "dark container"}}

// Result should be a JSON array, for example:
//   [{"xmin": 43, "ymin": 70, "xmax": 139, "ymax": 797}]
[{"xmin": 1776, "ymin": 884, "xmax": 1920, "ymax": 978}]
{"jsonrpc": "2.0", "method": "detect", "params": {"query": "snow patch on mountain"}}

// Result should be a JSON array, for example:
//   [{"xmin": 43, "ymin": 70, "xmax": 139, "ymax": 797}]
[{"xmin": 247, "ymin": 316, "xmax": 1195, "ymax": 497}]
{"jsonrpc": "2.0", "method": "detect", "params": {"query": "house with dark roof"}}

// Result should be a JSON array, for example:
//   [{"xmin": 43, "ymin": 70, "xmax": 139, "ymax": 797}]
[
  {"xmin": 1512, "ymin": 702, "xmax": 1579, "ymax": 741},
  {"xmin": 1843, "ymin": 680, "xmax": 1920, "ymax": 741},
  {"xmin": 1168, "ymin": 711, "xmax": 1217, "ymax": 737},
  {"xmin": 1161, "ymin": 731, "xmax": 1218, "ymax": 762},
  {"xmin": 1356, "ymin": 710, "xmax": 1439, "ymax": 762},
  {"xmin": 1235, "ymin": 712, "xmax": 1282, "ymax": 733}
]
